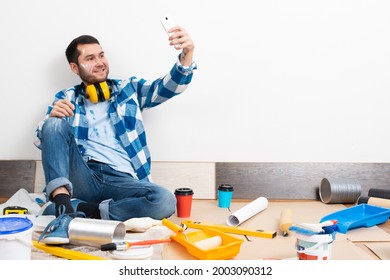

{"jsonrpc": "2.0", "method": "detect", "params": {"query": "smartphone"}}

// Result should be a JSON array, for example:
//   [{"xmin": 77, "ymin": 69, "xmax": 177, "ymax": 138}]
[{"xmin": 160, "ymin": 14, "xmax": 176, "ymax": 34}]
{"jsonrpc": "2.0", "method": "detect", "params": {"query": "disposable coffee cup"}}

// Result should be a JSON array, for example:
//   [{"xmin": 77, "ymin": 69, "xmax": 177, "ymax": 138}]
[
  {"xmin": 174, "ymin": 188, "xmax": 194, "ymax": 218},
  {"xmin": 218, "ymin": 184, "xmax": 234, "ymax": 208}
]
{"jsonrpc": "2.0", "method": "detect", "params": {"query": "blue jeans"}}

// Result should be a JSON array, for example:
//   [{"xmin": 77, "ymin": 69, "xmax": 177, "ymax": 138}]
[{"xmin": 39, "ymin": 117, "xmax": 176, "ymax": 221}]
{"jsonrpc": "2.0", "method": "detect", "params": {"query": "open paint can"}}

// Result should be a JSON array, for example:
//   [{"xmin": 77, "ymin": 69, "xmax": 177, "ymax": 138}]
[
  {"xmin": 0, "ymin": 216, "xmax": 33, "ymax": 260},
  {"xmin": 295, "ymin": 226, "xmax": 336, "ymax": 260}
]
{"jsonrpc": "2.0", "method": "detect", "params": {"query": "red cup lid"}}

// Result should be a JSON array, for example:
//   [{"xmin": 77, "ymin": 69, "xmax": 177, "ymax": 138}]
[{"xmin": 174, "ymin": 188, "xmax": 194, "ymax": 196}]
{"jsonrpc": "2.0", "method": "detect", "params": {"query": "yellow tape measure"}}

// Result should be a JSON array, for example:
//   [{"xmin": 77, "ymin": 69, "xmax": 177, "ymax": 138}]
[{"xmin": 3, "ymin": 206, "xmax": 28, "ymax": 215}]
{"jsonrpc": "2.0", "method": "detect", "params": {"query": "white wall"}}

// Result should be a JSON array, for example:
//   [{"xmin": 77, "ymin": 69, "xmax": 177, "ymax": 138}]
[{"xmin": 1, "ymin": 0, "xmax": 390, "ymax": 162}]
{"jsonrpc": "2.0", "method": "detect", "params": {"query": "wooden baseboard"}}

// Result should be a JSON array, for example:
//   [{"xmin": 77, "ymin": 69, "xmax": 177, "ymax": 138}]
[
  {"xmin": 216, "ymin": 162, "xmax": 390, "ymax": 199},
  {"xmin": 151, "ymin": 161, "xmax": 216, "ymax": 199},
  {"xmin": 2, "ymin": 161, "xmax": 389, "ymax": 201},
  {"xmin": 0, "ymin": 160, "xmax": 35, "ymax": 199}
]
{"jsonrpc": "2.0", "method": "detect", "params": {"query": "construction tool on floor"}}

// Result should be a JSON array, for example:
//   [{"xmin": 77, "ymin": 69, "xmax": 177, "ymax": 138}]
[
  {"xmin": 358, "ymin": 196, "xmax": 390, "ymax": 209},
  {"xmin": 3, "ymin": 206, "xmax": 28, "ymax": 215},
  {"xmin": 368, "ymin": 188, "xmax": 390, "ymax": 200},
  {"xmin": 162, "ymin": 218, "xmax": 244, "ymax": 260},
  {"xmin": 289, "ymin": 220, "xmax": 338, "ymax": 235},
  {"xmin": 100, "ymin": 238, "xmax": 171, "ymax": 251},
  {"xmin": 320, "ymin": 204, "xmax": 390, "ymax": 234},
  {"xmin": 32, "ymin": 240, "xmax": 106, "ymax": 260},
  {"xmin": 182, "ymin": 220, "xmax": 277, "ymax": 239},
  {"xmin": 279, "ymin": 208, "xmax": 293, "ymax": 237}
]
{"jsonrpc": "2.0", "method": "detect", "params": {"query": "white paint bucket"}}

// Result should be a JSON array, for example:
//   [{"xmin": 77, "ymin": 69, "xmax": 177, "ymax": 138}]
[
  {"xmin": 0, "ymin": 216, "xmax": 33, "ymax": 260},
  {"xmin": 295, "ymin": 227, "xmax": 336, "ymax": 260}
]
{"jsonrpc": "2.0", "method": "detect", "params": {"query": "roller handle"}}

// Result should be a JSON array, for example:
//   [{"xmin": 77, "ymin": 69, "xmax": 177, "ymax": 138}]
[
  {"xmin": 367, "ymin": 197, "xmax": 390, "ymax": 208},
  {"xmin": 162, "ymin": 218, "xmax": 184, "ymax": 234},
  {"xmin": 279, "ymin": 208, "xmax": 292, "ymax": 236}
]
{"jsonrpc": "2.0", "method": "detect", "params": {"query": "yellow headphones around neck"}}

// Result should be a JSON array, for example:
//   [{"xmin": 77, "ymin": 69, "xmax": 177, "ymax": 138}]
[{"xmin": 84, "ymin": 81, "xmax": 111, "ymax": 103}]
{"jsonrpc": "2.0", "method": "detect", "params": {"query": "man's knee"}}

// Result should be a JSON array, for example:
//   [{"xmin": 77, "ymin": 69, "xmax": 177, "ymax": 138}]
[
  {"xmin": 42, "ymin": 117, "xmax": 70, "ymax": 136},
  {"xmin": 157, "ymin": 190, "xmax": 176, "ymax": 219}
]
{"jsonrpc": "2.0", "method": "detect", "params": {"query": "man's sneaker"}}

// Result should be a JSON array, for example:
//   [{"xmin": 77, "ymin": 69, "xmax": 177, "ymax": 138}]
[
  {"xmin": 38, "ymin": 205, "xmax": 84, "ymax": 245},
  {"xmin": 39, "ymin": 198, "xmax": 85, "ymax": 216}
]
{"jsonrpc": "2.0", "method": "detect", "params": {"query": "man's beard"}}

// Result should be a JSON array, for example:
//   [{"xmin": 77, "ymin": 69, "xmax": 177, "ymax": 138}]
[{"xmin": 79, "ymin": 67, "xmax": 109, "ymax": 85}]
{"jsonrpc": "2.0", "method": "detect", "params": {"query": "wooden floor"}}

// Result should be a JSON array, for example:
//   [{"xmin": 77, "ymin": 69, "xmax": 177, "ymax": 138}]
[
  {"xmin": 26, "ymin": 199, "xmax": 390, "ymax": 260},
  {"xmin": 2, "ymin": 160, "xmax": 390, "ymax": 260}
]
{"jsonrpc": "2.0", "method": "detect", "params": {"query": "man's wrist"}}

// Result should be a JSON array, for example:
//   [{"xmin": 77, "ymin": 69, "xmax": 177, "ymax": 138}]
[
  {"xmin": 176, "ymin": 55, "xmax": 197, "ymax": 75},
  {"xmin": 179, "ymin": 49, "xmax": 194, "ymax": 66}
]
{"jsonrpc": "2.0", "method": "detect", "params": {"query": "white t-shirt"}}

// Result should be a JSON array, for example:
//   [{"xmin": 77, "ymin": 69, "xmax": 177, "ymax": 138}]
[{"xmin": 84, "ymin": 99, "xmax": 137, "ymax": 177}]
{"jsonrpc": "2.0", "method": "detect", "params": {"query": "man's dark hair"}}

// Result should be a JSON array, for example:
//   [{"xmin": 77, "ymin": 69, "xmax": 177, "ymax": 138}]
[{"xmin": 65, "ymin": 35, "xmax": 100, "ymax": 65}]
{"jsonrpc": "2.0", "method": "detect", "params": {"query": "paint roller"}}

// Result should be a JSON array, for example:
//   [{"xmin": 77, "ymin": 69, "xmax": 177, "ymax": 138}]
[
  {"xmin": 279, "ymin": 208, "xmax": 292, "ymax": 236},
  {"xmin": 161, "ymin": 218, "xmax": 223, "ymax": 249},
  {"xmin": 162, "ymin": 218, "xmax": 243, "ymax": 260},
  {"xmin": 193, "ymin": 236, "xmax": 223, "ymax": 250},
  {"xmin": 368, "ymin": 188, "xmax": 390, "ymax": 200},
  {"xmin": 358, "ymin": 196, "xmax": 390, "ymax": 209}
]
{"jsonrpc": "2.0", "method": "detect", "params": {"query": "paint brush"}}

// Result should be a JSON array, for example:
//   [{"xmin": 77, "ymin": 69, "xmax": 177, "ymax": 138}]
[
  {"xmin": 289, "ymin": 220, "xmax": 338, "ymax": 235},
  {"xmin": 100, "ymin": 238, "xmax": 171, "ymax": 251}
]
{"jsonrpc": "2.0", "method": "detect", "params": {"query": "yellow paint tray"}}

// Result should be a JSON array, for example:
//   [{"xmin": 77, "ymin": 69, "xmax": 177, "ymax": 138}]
[{"xmin": 162, "ymin": 219, "xmax": 244, "ymax": 260}]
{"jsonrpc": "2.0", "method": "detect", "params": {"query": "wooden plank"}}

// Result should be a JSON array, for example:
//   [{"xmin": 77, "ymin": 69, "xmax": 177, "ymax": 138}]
[
  {"xmin": 216, "ymin": 162, "xmax": 390, "ymax": 200},
  {"xmin": 151, "ymin": 161, "xmax": 216, "ymax": 199},
  {"xmin": 0, "ymin": 160, "xmax": 36, "ymax": 200}
]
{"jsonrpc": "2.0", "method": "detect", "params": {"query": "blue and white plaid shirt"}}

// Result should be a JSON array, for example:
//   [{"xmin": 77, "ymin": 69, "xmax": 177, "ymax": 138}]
[{"xmin": 35, "ymin": 59, "xmax": 196, "ymax": 181}]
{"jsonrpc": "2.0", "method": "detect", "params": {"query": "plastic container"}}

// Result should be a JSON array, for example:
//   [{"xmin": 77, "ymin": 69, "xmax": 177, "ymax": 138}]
[
  {"xmin": 0, "ymin": 216, "xmax": 33, "ymax": 260},
  {"xmin": 320, "ymin": 204, "xmax": 390, "ymax": 233},
  {"xmin": 295, "ymin": 226, "xmax": 336, "ymax": 260},
  {"xmin": 162, "ymin": 218, "xmax": 243, "ymax": 260}
]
